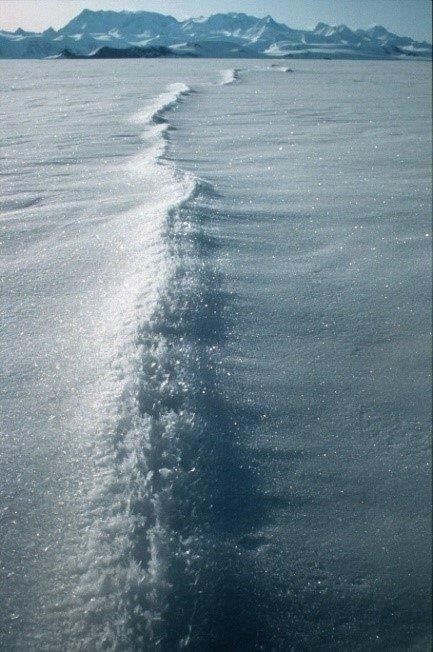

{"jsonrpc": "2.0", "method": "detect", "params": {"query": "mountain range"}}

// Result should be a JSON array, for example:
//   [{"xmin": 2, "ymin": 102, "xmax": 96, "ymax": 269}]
[{"xmin": 0, "ymin": 9, "xmax": 431, "ymax": 60}]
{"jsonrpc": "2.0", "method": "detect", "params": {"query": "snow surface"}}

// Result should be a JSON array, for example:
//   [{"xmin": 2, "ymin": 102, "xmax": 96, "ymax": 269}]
[
  {"xmin": 220, "ymin": 67, "xmax": 239, "ymax": 84},
  {"xmin": 0, "ymin": 58, "xmax": 431, "ymax": 650}
]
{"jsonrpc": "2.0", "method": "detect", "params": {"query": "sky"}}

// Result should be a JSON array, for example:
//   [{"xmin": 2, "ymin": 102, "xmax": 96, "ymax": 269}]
[{"xmin": 0, "ymin": 0, "xmax": 431, "ymax": 41}]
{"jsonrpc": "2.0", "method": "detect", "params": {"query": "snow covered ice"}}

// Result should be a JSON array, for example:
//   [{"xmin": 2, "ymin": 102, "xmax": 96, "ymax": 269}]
[{"xmin": 0, "ymin": 58, "xmax": 431, "ymax": 650}]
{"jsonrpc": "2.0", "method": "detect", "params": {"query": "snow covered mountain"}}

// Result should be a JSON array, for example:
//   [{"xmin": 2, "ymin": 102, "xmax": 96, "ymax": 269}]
[{"xmin": 0, "ymin": 9, "xmax": 431, "ymax": 59}]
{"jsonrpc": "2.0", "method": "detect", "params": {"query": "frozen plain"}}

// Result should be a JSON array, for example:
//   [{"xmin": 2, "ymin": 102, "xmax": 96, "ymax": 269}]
[{"xmin": 0, "ymin": 58, "xmax": 431, "ymax": 649}]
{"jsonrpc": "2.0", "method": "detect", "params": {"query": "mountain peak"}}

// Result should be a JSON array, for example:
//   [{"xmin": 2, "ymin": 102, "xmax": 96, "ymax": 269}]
[
  {"xmin": 368, "ymin": 24, "xmax": 389, "ymax": 34},
  {"xmin": 1, "ymin": 9, "xmax": 430, "ymax": 60},
  {"xmin": 76, "ymin": 8, "xmax": 95, "ymax": 17}
]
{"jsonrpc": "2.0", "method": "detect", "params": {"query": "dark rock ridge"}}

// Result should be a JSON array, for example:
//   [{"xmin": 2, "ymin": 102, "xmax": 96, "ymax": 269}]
[
  {"xmin": 0, "ymin": 9, "xmax": 431, "ymax": 59},
  {"xmin": 61, "ymin": 45, "xmax": 193, "ymax": 58}
]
